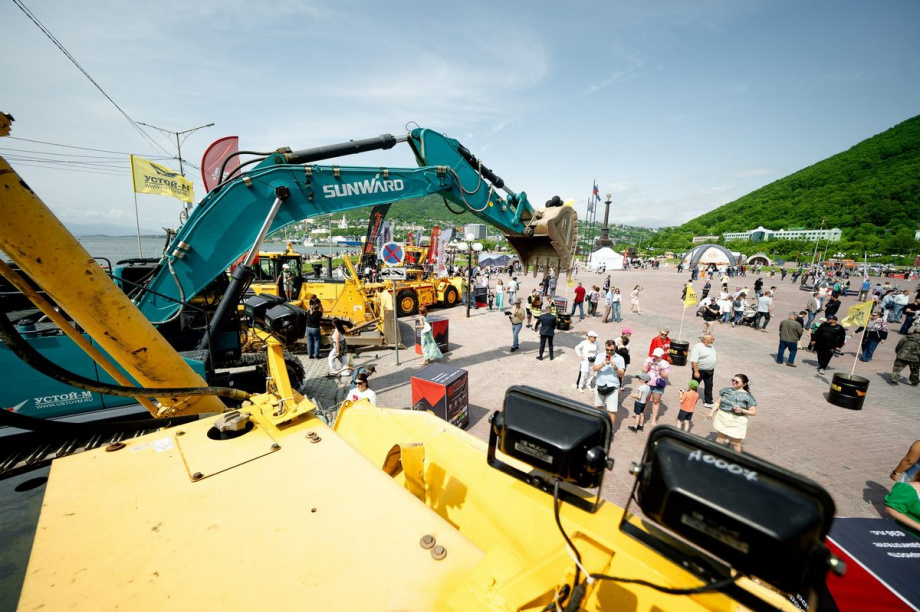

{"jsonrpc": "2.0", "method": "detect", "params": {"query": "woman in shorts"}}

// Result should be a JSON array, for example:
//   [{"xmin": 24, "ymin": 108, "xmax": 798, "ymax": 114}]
[{"xmin": 706, "ymin": 373, "xmax": 757, "ymax": 452}]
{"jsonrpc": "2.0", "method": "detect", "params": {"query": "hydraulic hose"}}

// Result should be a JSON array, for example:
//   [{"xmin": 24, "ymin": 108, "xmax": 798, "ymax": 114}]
[
  {"xmin": 0, "ymin": 308, "xmax": 251, "ymax": 402},
  {"xmin": 0, "ymin": 405, "xmax": 209, "ymax": 435}
]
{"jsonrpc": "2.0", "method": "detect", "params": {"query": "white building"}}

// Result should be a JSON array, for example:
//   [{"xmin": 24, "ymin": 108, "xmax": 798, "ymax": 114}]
[
  {"xmin": 464, "ymin": 223, "xmax": 488, "ymax": 240},
  {"xmin": 722, "ymin": 226, "xmax": 841, "ymax": 243}
]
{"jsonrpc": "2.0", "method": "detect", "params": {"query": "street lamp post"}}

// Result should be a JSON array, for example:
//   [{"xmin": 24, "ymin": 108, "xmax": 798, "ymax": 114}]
[
  {"xmin": 136, "ymin": 121, "xmax": 215, "ymax": 177},
  {"xmin": 464, "ymin": 233, "xmax": 483, "ymax": 318}
]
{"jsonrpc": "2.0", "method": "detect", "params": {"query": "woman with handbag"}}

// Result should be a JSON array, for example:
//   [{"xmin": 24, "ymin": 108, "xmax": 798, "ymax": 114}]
[
  {"xmin": 706, "ymin": 373, "xmax": 757, "ymax": 452},
  {"xmin": 418, "ymin": 306, "xmax": 443, "ymax": 366}
]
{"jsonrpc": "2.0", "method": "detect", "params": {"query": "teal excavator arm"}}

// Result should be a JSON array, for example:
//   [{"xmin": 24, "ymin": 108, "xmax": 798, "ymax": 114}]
[{"xmin": 136, "ymin": 128, "xmax": 577, "ymax": 324}]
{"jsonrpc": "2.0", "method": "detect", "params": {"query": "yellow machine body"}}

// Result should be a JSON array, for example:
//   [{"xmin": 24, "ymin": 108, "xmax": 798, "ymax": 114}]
[{"xmin": 18, "ymin": 400, "xmax": 793, "ymax": 611}]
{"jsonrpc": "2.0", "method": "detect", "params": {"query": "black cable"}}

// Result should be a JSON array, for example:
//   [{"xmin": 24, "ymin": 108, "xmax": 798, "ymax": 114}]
[
  {"xmin": 0, "ymin": 305, "xmax": 250, "ymax": 402},
  {"xmin": 553, "ymin": 479, "xmax": 582, "ymax": 590},
  {"xmin": 217, "ymin": 150, "xmax": 273, "ymax": 185},
  {"xmin": 588, "ymin": 572, "xmax": 740, "ymax": 595}
]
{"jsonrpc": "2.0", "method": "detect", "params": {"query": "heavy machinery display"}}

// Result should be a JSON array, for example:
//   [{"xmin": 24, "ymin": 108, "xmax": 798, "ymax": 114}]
[{"xmin": 1, "ymin": 141, "xmax": 844, "ymax": 611}]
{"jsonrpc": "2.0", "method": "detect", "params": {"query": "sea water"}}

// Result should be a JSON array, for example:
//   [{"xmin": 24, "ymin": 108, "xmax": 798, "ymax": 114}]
[{"xmin": 75, "ymin": 236, "xmax": 361, "ymax": 265}]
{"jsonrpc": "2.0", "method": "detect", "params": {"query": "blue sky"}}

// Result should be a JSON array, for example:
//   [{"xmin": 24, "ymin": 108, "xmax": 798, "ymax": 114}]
[{"xmin": 2, "ymin": 0, "xmax": 918, "ymax": 231}]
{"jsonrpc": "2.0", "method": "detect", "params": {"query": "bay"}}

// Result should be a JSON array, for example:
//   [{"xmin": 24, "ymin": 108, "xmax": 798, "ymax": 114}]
[{"xmin": 76, "ymin": 236, "xmax": 363, "ymax": 266}]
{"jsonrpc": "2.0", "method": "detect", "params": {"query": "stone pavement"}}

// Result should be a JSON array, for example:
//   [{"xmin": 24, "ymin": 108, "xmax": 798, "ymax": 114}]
[{"xmin": 299, "ymin": 268, "xmax": 919, "ymax": 519}]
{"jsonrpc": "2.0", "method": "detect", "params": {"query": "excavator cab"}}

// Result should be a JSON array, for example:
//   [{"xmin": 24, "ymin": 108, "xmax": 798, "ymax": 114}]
[{"xmin": 506, "ymin": 204, "xmax": 578, "ymax": 276}]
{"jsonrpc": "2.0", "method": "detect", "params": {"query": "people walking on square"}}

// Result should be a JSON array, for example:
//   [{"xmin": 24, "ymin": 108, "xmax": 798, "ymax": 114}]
[
  {"xmin": 590, "ymin": 285, "xmax": 601, "ymax": 317},
  {"xmin": 593, "ymin": 339, "xmax": 626, "ymax": 423},
  {"xmin": 676, "ymin": 380, "xmax": 700, "ymax": 433},
  {"xmin": 689, "ymin": 333, "xmax": 717, "ymax": 407},
  {"xmin": 859, "ymin": 312, "xmax": 888, "ymax": 362},
  {"xmin": 805, "ymin": 291, "xmax": 821, "ymax": 330},
  {"xmin": 706, "ymin": 373, "xmax": 757, "ymax": 453},
  {"xmin": 574, "ymin": 331, "xmax": 600, "ymax": 392},
  {"xmin": 812, "ymin": 316, "xmax": 846, "ymax": 375},
  {"xmin": 888, "ymin": 326, "xmax": 920, "ymax": 386},
  {"xmin": 649, "ymin": 327, "xmax": 672, "ymax": 363},
  {"xmin": 891, "ymin": 290, "xmax": 911, "ymax": 323},
  {"xmin": 418, "ymin": 306, "xmax": 443, "ymax": 366},
  {"xmin": 701, "ymin": 298, "xmax": 720, "ymax": 334},
  {"xmin": 534, "ymin": 303, "xmax": 557, "ymax": 360},
  {"xmin": 901, "ymin": 298, "xmax": 920, "ymax": 335},
  {"xmin": 495, "ymin": 279, "xmax": 505, "ymax": 310},
  {"xmin": 754, "ymin": 291, "xmax": 773, "ymax": 332},
  {"xmin": 732, "ymin": 292, "xmax": 746, "ymax": 326},
  {"xmin": 571, "ymin": 282, "xmax": 586, "ymax": 320},
  {"xmin": 638, "ymin": 348, "xmax": 670, "ymax": 428},
  {"xmin": 630, "ymin": 285, "xmax": 643, "ymax": 314},
  {"xmin": 611, "ymin": 288, "xmax": 622, "ymax": 322},
  {"xmin": 627, "ymin": 377, "xmax": 651, "ymax": 433},
  {"xmin": 526, "ymin": 290, "xmax": 540, "ymax": 328},
  {"xmin": 823, "ymin": 294, "xmax": 842, "ymax": 321},
  {"xmin": 602, "ymin": 286, "xmax": 613, "ymax": 323},
  {"xmin": 858, "ymin": 278, "xmax": 872, "ymax": 302},
  {"xmin": 507, "ymin": 276, "xmax": 518, "ymax": 307},
  {"xmin": 509, "ymin": 298, "xmax": 526, "ymax": 352},
  {"xmin": 776, "ymin": 311, "xmax": 804, "ymax": 367},
  {"xmin": 305, "ymin": 300, "xmax": 323, "ymax": 359}
]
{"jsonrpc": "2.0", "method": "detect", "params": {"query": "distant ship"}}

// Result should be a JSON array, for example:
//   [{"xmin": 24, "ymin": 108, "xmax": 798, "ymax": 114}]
[{"xmin": 331, "ymin": 236, "xmax": 363, "ymax": 247}]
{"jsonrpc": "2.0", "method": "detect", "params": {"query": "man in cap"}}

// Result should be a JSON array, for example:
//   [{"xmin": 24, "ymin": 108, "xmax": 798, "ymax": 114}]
[
  {"xmin": 812, "ymin": 315, "xmax": 846, "ymax": 375},
  {"xmin": 508, "ymin": 297, "xmax": 526, "ymax": 352},
  {"xmin": 889, "ymin": 326, "xmax": 920, "ymax": 386},
  {"xmin": 533, "ymin": 303, "xmax": 558, "ymax": 360},
  {"xmin": 777, "ymin": 311, "xmax": 805, "ymax": 367}
]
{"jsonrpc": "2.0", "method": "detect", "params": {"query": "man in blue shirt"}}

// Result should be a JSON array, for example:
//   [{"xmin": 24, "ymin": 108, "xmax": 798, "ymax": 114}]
[{"xmin": 592, "ymin": 339, "xmax": 626, "ymax": 421}]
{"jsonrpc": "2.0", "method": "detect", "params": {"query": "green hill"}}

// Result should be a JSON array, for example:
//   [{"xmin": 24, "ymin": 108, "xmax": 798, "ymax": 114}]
[{"xmin": 651, "ymin": 115, "xmax": 920, "ymax": 259}]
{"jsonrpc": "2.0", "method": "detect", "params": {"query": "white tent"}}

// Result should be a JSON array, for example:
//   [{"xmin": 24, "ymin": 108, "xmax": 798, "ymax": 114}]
[{"xmin": 587, "ymin": 247, "xmax": 624, "ymax": 271}]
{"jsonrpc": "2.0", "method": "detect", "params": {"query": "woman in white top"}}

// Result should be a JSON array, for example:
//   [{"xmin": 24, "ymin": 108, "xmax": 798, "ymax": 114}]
[
  {"xmin": 346, "ymin": 373, "xmax": 377, "ymax": 405},
  {"xmin": 630, "ymin": 285, "xmax": 643, "ymax": 315},
  {"xmin": 495, "ymin": 279, "xmax": 505, "ymax": 309},
  {"xmin": 574, "ymin": 331, "xmax": 600, "ymax": 391}
]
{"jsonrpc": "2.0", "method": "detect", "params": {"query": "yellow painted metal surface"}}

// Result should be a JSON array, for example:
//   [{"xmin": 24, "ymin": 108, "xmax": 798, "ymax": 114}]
[
  {"xmin": 0, "ymin": 155, "xmax": 224, "ymax": 416},
  {"xmin": 334, "ymin": 405, "xmax": 796, "ymax": 611},
  {"xmin": 19, "ymin": 400, "xmax": 485, "ymax": 611}
]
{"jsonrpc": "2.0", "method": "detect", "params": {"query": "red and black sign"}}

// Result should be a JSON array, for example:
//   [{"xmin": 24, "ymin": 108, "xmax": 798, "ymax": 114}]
[{"xmin": 411, "ymin": 363, "xmax": 468, "ymax": 429}]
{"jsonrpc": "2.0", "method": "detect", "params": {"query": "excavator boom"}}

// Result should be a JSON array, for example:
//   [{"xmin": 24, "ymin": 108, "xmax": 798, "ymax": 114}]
[{"xmin": 135, "ymin": 129, "xmax": 577, "ymax": 323}]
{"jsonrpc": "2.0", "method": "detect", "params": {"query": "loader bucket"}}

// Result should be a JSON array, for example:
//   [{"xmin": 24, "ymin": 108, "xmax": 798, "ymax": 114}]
[{"xmin": 505, "ymin": 205, "xmax": 578, "ymax": 276}]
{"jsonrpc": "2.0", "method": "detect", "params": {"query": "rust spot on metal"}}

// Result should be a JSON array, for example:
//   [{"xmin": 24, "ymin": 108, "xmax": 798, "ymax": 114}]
[
  {"xmin": 105, "ymin": 442, "xmax": 126, "ymax": 452},
  {"xmin": 35, "ymin": 257, "xmax": 42, "ymax": 264},
  {"xmin": 131, "ymin": 347, "xmax": 148, "ymax": 355},
  {"xmin": 151, "ymin": 522, "xmax": 162, "ymax": 532}
]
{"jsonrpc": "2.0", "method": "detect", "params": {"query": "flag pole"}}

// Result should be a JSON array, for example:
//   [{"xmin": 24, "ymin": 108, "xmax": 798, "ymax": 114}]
[
  {"xmin": 850, "ymin": 324, "xmax": 870, "ymax": 377},
  {"xmin": 129, "ymin": 155, "xmax": 143, "ymax": 258},
  {"xmin": 678, "ymin": 303, "xmax": 687, "ymax": 341},
  {"xmin": 133, "ymin": 192, "xmax": 143, "ymax": 258}
]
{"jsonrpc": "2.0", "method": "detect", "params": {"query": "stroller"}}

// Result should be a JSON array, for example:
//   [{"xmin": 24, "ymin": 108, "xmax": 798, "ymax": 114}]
[{"xmin": 739, "ymin": 305, "xmax": 759, "ymax": 328}]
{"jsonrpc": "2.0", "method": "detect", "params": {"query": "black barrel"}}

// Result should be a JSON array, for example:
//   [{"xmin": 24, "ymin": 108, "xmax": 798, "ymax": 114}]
[
  {"xmin": 556, "ymin": 313, "xmax": 572, "ymax": 331},
  {"xmin": 827, "ymin": 373, "xmax": 869, "ymax": 410},
  {"xmin": 669, "ymin": 340, "xmax": 690, "ymax": 366}
]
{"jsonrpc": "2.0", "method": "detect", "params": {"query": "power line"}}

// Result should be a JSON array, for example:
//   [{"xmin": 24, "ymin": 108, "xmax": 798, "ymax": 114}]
[
  {"xmin": 6, "ymin": 136, "xmax": 165, "ymax": 157},
  {"xmin": 12, "ymin": 0, "xmax": 173, "ymax": 160}
]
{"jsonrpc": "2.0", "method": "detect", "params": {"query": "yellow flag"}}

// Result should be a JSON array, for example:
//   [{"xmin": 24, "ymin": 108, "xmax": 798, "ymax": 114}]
[
  {"xmin": 840, "ymin": 300, "xmax": 874, "ymax": 328},
  {"xmin": 684, "ymin": 284, "xmax": 698, "ymax": 307},
  {"xmin": 130, "ymin": 155, "xmax": 194, "ymax": 203}
]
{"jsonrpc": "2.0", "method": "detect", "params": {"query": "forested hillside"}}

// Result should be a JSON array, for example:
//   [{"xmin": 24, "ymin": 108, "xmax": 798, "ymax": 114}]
[{"xmin": 651, "ymin": 115, "xmax": 920, "ymax": 257}]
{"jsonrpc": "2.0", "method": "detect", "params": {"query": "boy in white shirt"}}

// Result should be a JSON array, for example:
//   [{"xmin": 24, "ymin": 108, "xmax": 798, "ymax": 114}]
[{"xmin": 627, "ymin": 378, "xmax": 652, "ymax": 432}]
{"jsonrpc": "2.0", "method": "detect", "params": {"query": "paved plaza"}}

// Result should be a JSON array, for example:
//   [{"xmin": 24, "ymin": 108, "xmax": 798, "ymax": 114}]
[{"xmin": 302, "ymin": 267, "xmax": 919, "ymax": 519}]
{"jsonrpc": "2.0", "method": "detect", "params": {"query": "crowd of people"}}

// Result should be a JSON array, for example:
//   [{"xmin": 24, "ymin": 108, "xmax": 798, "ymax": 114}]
[{"xmin": 307, "ymin": 258, "xmax": 920, "ymax": 536}]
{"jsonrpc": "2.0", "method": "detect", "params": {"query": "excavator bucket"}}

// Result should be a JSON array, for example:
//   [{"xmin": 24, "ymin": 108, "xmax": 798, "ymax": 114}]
[{"xmin": 505, "ymin": 205, "xmax": 578, "ymax": 276}]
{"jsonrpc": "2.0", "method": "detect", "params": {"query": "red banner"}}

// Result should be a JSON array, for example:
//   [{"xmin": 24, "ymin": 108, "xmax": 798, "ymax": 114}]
[{"xmin": 201, "ymin": 136, "xmax": 240, "ymax": 192}]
